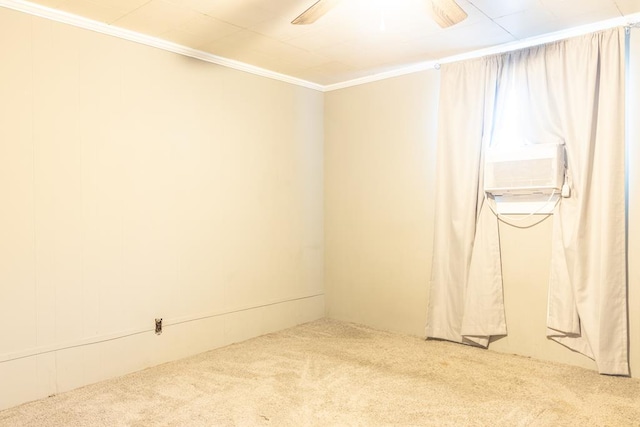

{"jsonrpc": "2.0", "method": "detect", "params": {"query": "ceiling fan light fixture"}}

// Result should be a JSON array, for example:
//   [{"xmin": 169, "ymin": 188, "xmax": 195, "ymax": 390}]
[
  {"xmin": 291, "ymin": 0, "xmax": 468, "ymax": 28},
  {"xmin": 428, "ymin": 0, "xmax": 468, "ymax": 28}
]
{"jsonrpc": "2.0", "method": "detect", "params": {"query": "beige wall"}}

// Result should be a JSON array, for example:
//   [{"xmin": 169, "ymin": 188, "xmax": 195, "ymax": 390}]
[
  {"xmin": 324, "ymin": 72, "xmax": 439, "ymax": 336},
  {"xmin": 325, "ymin": 34, "xmax": 640, "ymax": 375},
  {"xmin": 0, "ymin": 7, "xmax": 324, "ymax": 410}
]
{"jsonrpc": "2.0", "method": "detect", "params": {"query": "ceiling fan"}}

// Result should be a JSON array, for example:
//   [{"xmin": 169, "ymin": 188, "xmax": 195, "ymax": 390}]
[{"xmin": 291, "ymin": 0, "xmax": 468, "ymax": 28}]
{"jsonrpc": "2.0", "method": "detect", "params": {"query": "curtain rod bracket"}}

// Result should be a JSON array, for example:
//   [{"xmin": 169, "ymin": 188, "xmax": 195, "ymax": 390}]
[{"xmin": 624, "ymin": 22, "xmax": 639, "ymax": 35}]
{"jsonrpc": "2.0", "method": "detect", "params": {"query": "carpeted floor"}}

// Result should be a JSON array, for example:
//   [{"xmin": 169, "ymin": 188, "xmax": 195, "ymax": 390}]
[{"xmin": 1, "ymin": 319, "xmax": 639, "ymax": 426}]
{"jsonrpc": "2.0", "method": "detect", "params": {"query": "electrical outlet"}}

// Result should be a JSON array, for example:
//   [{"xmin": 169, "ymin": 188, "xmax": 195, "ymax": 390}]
[{"xmin": 155, "ymin": 318, "xmax": 163, "ymax": 335}]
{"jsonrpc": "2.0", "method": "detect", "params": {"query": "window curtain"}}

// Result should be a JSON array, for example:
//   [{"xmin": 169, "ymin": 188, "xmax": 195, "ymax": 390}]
[
  {"xmin": 426, "ymin": 27, "xmax": 629, "ymax": 376},
  {"xmin": 426, "ymin": 57, "xmax": 506, "ymax": 348}
]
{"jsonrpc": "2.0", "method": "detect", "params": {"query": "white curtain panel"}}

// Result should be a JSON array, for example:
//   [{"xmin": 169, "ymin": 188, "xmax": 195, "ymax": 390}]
[
  {"xmin": 427, "ymin": 27, "xmax": 628, "ymax": 375},
  {"xmin": 426, "ymin": 58, "xmax": 506, "ymax": 348},
  {"xmin": 542, "ymin": 29, "xmax": 628, "ymax": 376}
]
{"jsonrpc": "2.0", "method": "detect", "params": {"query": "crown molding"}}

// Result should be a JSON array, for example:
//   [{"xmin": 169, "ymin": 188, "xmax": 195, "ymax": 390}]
[
  {"xmin": 324, "ymin": 11, "xmax": 640, "ymax": 91},
  {"xmin": 323, "ymin": 60, "xmax": 439, "ymax": 92},
  {"xmin": 0, "ymin": 0, "xmax": 324, "ymax": 92},
  {"xmin": 2, "ymin": 0, "xmax": 639, "ymax": 93}
]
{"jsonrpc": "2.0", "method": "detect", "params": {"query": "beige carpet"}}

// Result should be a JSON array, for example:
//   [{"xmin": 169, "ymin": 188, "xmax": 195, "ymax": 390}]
[{"xmin": 1, "ymin": 319, "xmax": 639, "ymax": 426}]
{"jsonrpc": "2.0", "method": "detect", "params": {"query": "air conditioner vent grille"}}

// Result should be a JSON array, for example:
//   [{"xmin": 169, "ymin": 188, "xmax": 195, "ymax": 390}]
[{"xmin": 484, "ymin": 144, "xmax": 565, "ymax": 196}]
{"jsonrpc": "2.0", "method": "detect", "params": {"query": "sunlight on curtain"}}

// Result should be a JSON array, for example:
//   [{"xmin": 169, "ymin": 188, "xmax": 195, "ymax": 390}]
[
  {"xmin": 491, "ymin": 67, "xmax": 526, "ymax": 148},
  {"xmin": 427, "ymin": 27, "xmax": 629, "ymax": 375}
]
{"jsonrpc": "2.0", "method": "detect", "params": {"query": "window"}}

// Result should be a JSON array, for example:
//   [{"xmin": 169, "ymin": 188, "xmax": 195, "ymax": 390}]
[{"xmin": 483, "ymin": 68, "xmax": 568, "ymax": 216}]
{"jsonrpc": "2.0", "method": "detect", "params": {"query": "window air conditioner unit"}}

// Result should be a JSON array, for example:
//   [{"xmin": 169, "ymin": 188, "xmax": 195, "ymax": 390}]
[{"xmin": 484, "ymin": 143, "xmax": 565, "ymax": 196}]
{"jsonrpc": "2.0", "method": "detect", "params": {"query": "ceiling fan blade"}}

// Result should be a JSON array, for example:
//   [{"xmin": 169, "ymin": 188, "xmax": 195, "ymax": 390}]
[
  {"xmin": 428, "ymin": 0, "xmax": 468, "ymax": 28},
  {"xmin": 292, "ymin": 0, "xmax": 341, "ymax": 25}
]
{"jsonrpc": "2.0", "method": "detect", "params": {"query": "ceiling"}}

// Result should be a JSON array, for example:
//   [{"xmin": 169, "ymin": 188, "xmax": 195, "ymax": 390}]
[{"xmin": 10, "ymin": 0, "xmax": 640, "ymax": 86}]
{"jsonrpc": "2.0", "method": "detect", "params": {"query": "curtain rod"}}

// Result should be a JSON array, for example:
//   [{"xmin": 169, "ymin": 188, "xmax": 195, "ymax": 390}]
[{"xmin": 436, "ymin": 13, "xmax": 640, "ymax": 67}]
